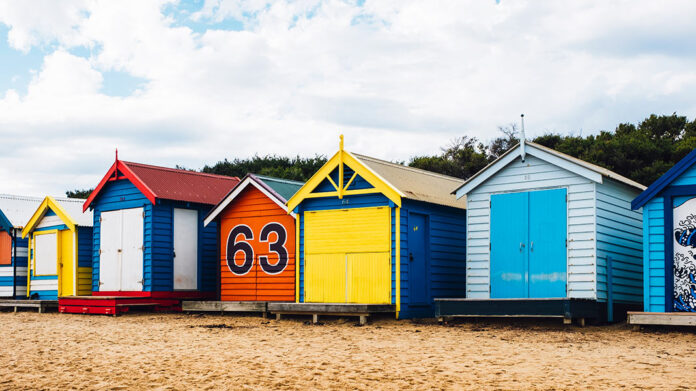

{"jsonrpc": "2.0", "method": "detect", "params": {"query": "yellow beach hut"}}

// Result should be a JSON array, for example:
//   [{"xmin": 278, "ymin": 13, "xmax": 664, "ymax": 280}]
[{"xmin": 22, "ymin": 196, "xmax": 93, "ymax": 299}]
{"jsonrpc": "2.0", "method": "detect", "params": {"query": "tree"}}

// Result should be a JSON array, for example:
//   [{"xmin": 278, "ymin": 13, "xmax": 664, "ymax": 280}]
[
  {"xmin": 66, "ymin": 189, "xmax": 94, "ymax": 199},
  {"xmin": 409, "ymin": 136, "xmax": 489, "ymax": 179},
  {"xmin": 202, "ymin": 155, "xmax": 328, "ymax": 182}
]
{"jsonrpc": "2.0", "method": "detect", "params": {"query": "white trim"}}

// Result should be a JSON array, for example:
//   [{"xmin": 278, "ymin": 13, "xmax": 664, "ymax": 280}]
[
  {"xmin": 455, "ymin": 144, "xmax": 603, "ymax": 199},
  {"xmin": 204, "ymin": 177, "xmax": 295, "ymax": 227},
  {"xmin": 73, "ymin": 230, "xmax": 77, "ymax": 295}
]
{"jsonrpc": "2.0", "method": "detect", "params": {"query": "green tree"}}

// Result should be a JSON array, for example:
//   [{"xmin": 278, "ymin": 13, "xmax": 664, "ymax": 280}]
[
  {"xmin": 66, "ymin": 189, "xmax": 94, "ymax": 199},
  {"xmin": 202, "ymin": 155, "xmax": 327, "ymax": 182},
  {"xmin": 409, "ymin": 136, "xmax": 489, "ymax": 179}
]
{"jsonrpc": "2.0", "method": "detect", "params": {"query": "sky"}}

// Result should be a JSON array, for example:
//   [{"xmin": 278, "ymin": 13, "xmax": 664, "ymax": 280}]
[{"xmin": 0, "ymin": 0, "xmax": 695, "ymax": 196}]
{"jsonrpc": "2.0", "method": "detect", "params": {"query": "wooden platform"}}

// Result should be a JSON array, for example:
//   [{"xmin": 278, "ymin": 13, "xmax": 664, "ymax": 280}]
[
  {"xmin": 58, "ymin": 296, "xmax": 181, "ymax": 315},
  {"xmin": 434, "ymin": 298, "xmax": 611, "ymax": 325},
  {"xmin": 182, "ymin": 301, "xmax": 268, "ymax": 314},
  {"xmin": 0, "ymin": 299, "xmax": 58, "ymax": 313},
  {"xmin": 267, "ymin": 303, "xmax": 396, "ymax": 325},
  {"xmin": 627, "ymin": 311, "xmax": 696, "ymax": 327}
]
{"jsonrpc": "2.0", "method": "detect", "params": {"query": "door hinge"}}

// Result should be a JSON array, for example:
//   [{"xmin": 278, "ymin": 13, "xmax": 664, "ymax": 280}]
[
  {"xmin": 99, "ymin": 281, "xmax": 104, "ymax": 286},
  {"xmin": 137, "ymin": 280, "xmax": 144, "ymax": 285},
  {"xmin": 142, "ymin": 211, "xmax": 146, "ymax": 218},
  {"xmin": 489, "ymin": 242, "xmax": 491, "ymax": 250},
  {"xmin": 99, "ymin": 249, "xmax": 103, "ymax": 255},
  {"xmin": 99, "ymin": 216, "xmax": 103, "ymax": 223},
  {"xmin": 565, "ymin": 239, "xmax": 568, "ymax": 247}
]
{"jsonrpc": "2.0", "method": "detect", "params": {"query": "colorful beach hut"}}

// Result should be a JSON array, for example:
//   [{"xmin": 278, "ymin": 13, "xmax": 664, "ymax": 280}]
[
  {"xmin": 60, "ymin": 157, "xmax": 239, "ymax": 314},
  {"xmin": 22, "ymin": 196, "xmax": 93, "ymax": 299},
  {"xmin": 0, "ymin": 195, "xmax": 43, "ymax": 298},
  {"xmin": 203, "ymin": 174, "xmax": 303, "ymax": 303},
  {"xmin": 283, "ymin": 137, "xmax": 467, "ymax": 319},
  {"xmin": 631, "ymin": 148, "xmax": 696, "ymax": 315},
  {"xmin": 437, "ymin": 141, "xmax": 646, "ymax": 323}
]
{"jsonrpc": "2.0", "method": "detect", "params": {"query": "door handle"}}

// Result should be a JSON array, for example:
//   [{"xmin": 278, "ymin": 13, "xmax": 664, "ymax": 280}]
[
  {"xmin": 519, "ymin": 242, "xmax": 525, "ymax": 251},
  {"xmin": 409, "ymin": 253, "xmax": 414, "ymax": 262},
  {"xmin": 530, "ymin": 241, "xmax": 534, "ymax": 252}
]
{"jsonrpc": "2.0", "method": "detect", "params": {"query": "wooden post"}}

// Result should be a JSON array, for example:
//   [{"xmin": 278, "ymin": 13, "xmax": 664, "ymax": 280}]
[
  {"xmin": 563, "ymin": 317, "xmax": 572, "ymax": 325},
  {"xmin": 578, "ymin": 317, "xmax": 586, "ymax": 327},
  {"xmin": 607, "ymin": 256, "xmax": 614, "ymax": 323},
  {"xmin": 275, "ymin": 313, "xmax": 282, "ymax": 321},
  {"xmin": 359, "ymin": 315, "xmax": 367, "ymax": 326},
  {"xmin": 312, "ymin": 314, "xmax": 319, "ymax": 324}
]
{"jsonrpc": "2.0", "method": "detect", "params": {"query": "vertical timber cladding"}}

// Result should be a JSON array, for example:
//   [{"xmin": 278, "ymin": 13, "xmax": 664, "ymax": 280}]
[
  {"xmin": 219, "ymin": 185, "xmax": 296, "ymax": 301},
  {"xmin": 304, "ymin": 206, "xmax": 391, "ymax": 304}
]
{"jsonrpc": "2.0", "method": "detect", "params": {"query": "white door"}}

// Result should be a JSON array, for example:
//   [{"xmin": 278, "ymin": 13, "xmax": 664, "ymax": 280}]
[
  {"xmin": 34, "ymin": 233, "xmax": 58, "ymax": 275},
  {"xmin": 99, "ymin": 208, "xmax": 143, "ymax": 291},
  {"xmin": 121, "ymin": 208, "xmax": 144, "ymax": 291},
  {"xmin": 173, "ymin": 208, "xmax": 198, "ymax": 290},
  {"xmin": 99, "ymin": 210, "xmax": 122, "ymax": 291}
]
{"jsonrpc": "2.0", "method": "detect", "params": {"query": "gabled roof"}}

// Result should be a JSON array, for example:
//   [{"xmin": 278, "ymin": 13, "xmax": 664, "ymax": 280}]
[
  {"xmin": 632, "ymin": 147, "xmax": 696, "ymax": 210},
  {"xmin": 22, "ymin": 196, "xmax": 93, "ymax": 238},
  {"xmin": 352, "ymin": 154, "xmax": 466, "ymax": 209},
  {"xmin": 0, "ymin": 194, "xmax": 46, "ymax": 231},
  {"xmin": 454, "ymin": 141, "xmax": 645, "ymax": 198},
  {"xmin": 286, "ymin": 137, "xmax": 466, "ymax": 211},
  {"xmin": 84, "ymin": 159, "xmax": 240, "ymax": 211},
  {"xmin": 204, "ymin": 174, "xmax": 304, "ymax": 226}
]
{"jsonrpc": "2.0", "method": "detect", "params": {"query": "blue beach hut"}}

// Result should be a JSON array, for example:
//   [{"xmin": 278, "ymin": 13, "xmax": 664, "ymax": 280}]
[
  {"xmin": 437, "ymin": 141, "xmax": 646, "ymax": 322},
  {"xmin": 632, "ymin": 148, "xmax": 696, "ymax": 313}
]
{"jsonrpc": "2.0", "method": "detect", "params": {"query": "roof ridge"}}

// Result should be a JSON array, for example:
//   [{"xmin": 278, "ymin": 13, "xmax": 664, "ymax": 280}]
[
  {"xmin": 121, "ymin": 161, "xmax": 239, "ymax": 181},
  {"xmin": 0, "ymin": 194, "xmax": 83, "ymax": 202},
  {"xmin": 351, "ymin": 152, "xmax": 465, "ymax": 182},
  {"xmin": 254, "ymin": 174, "xmax": 305, "ymax": 186}
]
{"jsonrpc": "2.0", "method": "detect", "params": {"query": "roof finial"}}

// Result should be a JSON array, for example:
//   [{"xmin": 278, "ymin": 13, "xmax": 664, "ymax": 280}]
[
  {"xmin": 339, "ymin": 134, "xmax": 344, "ymax": 152},
  {"xmin": 115, "ymin": 148, "xmax": 119, "ymax": 162},
  {"xmin": 520, "ymin": 114, "xmax": 526, "ymax": 162}
]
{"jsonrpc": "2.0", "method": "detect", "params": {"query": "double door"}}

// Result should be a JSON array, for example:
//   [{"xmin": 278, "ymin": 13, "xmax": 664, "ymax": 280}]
[
  {"xmin": 490, "ymin": 188, "xmax": 567, "ymax": 298},
  {"xmin": 100, "ymin": 208, "xmax": 144, "ymax": 291}
]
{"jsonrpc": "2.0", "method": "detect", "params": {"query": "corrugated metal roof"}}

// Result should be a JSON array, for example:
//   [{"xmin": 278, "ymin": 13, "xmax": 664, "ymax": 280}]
[
  {"xmin": 52, "ymin": 197, "xmax": 93, "ymax": 227},
  {"xmin": 121, "ymin": 161, "xmax": 241, "ymax": 206},
  {"xmin": 255, "ymin": 175, "xmax": 304, "ymax": 202},
  {"xmin": 0, "ymin": 194, "xmax": 43, "ymax": 229},
  {"xmin": 352, "ymin": 153, "xmax": 466, "ymax": 209},
  {"xmin": 0, "ymin": 194, "xmax": 92, "ymax": 228}
]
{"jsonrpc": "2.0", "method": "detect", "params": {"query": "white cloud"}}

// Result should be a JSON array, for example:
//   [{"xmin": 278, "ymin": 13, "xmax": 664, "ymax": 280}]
[{"xmin": 0, "ymin": 0, "xmax": 696, "ymax": 196}]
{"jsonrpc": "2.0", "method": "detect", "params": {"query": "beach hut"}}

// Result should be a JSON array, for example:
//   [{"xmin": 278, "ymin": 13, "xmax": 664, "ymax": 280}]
[
  {"xmin": 436, "ymin": 141, "xmax": 645, "ymax": 323},
  {"xmin": 196, "ymin": 174, "xmax": 303, "ymax": 309},
  {"xmin": 280, "ymin": 137, "xmax": 467, "ymax": 320},
  {"xmin": 0, "ymin": 195, "xmax": 43, "ymax": 298},
  {"xmin": 21, "ymin": 196, "xmax": 93, "ymax": 300},
  {"xmin": 630, "ymin": 148, "xmax": 696, "ymax": 320},
  {"xmin": 59, "ymin": 156, "xmax": 239, "ymax": 314}
]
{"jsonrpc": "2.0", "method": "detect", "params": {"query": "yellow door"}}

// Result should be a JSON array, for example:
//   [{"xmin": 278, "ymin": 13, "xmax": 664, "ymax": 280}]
[
  {"xmin": 58, "ymin": 230, "xmax": 74, "ymax": 297},
  {"xmin": 304, "ymin": 207, "xmax": 391, "ymax": 304}
]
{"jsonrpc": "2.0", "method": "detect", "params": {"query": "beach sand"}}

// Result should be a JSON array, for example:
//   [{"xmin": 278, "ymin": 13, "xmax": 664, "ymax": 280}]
[{"xmin": 0, "ymin": 311, "xmax": 694, "ymax": 390}]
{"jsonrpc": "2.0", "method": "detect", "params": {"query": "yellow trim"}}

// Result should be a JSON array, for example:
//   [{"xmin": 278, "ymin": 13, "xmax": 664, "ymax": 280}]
[
  {"xmin": 295, "ymin": 212, "xmax": 301, "ymax": 303},
  {"xmin": 286, "ymin": 137, "xmax": 403, "ymax": 211},
  {"xmin": 26, "ymin": 236, "xmax": 31, "ymax": 297},
  {"xmin": 395, "ymin": 206, "xmax": 400, "ymax": 318},
  {"xmin": 73, "ymin": 230, "xmax": 78, "ymax": 295},
  {"xmin": 22, "ymin": 196, "xmax": 77, "ymax": 238},
  {"xmin": 326, "ymin": 175, "xmax": 339, "ymax": 191},
  {"xmin": 344, "ymin": 171, "xmax": 358, "ymax": 191},
  {"xmin": 31, "ymin": 229, "xmax": 60, "ymax": 277}
]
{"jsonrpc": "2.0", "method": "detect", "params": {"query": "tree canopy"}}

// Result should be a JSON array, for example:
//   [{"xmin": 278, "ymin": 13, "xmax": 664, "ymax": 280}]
[{"xmin": 409, "ymin": 113, "xmax": 696, "ymax": 186}]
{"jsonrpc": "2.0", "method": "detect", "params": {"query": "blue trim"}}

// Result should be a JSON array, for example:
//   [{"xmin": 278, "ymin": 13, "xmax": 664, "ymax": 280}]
[
  {"xmin": 632, "ymin": 148, "xmax": 696, "ymax": 210},
  {"xmin": 660, "ymin": 184, "xmax": 696, "ymax": 312},
  {"xmin": 34, "ymin": 225, "xmax": 69, "ymax": 232}
]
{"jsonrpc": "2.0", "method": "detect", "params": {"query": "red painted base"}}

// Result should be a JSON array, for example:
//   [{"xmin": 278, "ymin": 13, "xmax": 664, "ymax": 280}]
[{"xmin": 58, "ymin": 296, "xmax": 182, "ymax": 315}]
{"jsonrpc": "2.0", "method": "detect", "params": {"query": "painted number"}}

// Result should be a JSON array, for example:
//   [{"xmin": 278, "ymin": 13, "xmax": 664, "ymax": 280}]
[
  {"xmin": 226, "ymin": 223, "xmax": 289, "ymax": 276},
  {"xmin": 226, "ymin": 225, "xmax": 254, "ymax": 275},
  {"xmin": 258, "ymin": 223, "xmax": 289, "ymax": 275}
]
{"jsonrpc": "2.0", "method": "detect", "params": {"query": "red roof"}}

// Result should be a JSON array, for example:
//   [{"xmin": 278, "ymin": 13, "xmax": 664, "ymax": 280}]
[{"xmin": 84, "ymin": 160, "xmax": 240, "ymax": 211}]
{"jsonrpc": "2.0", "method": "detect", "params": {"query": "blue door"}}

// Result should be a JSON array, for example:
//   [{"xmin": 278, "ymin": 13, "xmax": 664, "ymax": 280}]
[
  {"xmin": 528, "ymin": 189, "xmax": 567, "ymax": 298},
  {"xmin": 408, "ymin": 213, "xmax": 428, "ymax": 304},
  {"xmin": 490, "ymin": 189, "xmax": 567, "ymax": 298},
  {"xmin": 490, "ymin": 192, "xmax": 528, "ymax": 298}
]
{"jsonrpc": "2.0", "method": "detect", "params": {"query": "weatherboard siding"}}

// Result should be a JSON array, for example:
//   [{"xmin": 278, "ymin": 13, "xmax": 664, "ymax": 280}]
[
  {"xmin": 399, "ymin": 200, "xmax": 466, "ymax": 318},
  {"xmin": 465, "ymin": 155, "xmax": 597, "ymax": 299},
  {"xmin": 0, "ymin": 232, "xmax": 28, "ymax": 297},
  {"xmin": 595, "ymin": 179, "xmax": 643, "ymax": 304}
]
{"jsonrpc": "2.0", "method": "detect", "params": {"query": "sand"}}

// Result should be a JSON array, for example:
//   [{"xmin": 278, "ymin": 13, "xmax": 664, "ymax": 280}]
[{"xmin": 0, "ymin": 312, "xmax": 694, "ymax": 390}]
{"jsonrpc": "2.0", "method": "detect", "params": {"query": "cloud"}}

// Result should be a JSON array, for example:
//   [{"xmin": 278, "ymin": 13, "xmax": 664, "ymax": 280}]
[{"xmin": 0, "ymin": 0, "xmax": 696, "ymax": 196}]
